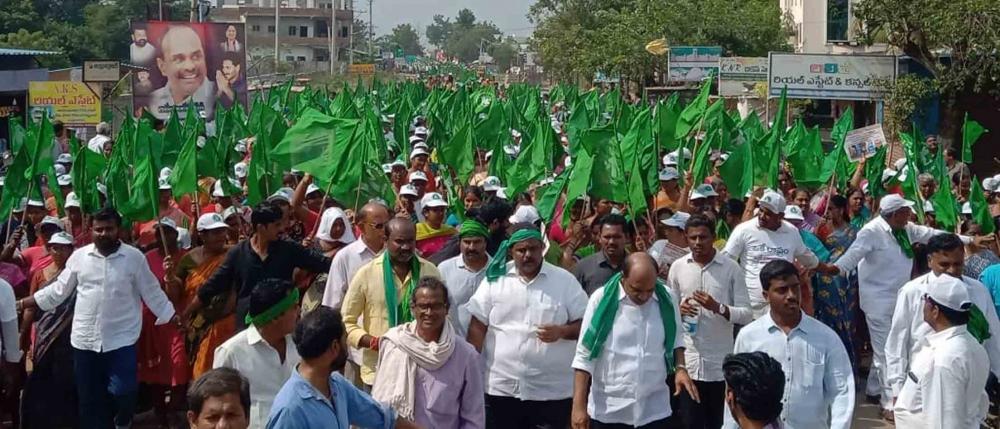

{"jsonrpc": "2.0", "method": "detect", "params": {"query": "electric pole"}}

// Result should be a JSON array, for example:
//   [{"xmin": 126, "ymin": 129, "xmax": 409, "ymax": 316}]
[
  {"xmin": 368, "ymin": 0, "xmax": 373, "ymax": 62},
  {"xmin": 274, "ymin": 0, "xmax": 280, "ymax": 71}
]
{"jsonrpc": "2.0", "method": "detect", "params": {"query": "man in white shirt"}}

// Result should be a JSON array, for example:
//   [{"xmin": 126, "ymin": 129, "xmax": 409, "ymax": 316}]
[
  {"xmin": 130, "ymin": 26, "xmax": 156, "ymax": 65},
  {"xmin": 0, "ymin": 278, "xmax": 21, "ymax": 373},
  {"xmin": 721, "ymin": 190, "xmax": 821, "ymax": 318},
  {"xmin": 322, "ymin": 202, "xmax": 390, "ymax": 310},
  {"xmin": 87, "ymin": 122, "xmax": 112, "ymax": 154},
  {"xmin": 573, "ymin": 252, "xmax": 698, "ymax": 428},
  {"xmin": 893, "ymin": 275, "xmax": 990, "ymax": 429},
  {"xmin": 467, "ymin": 224, "xmax": 589, "ymax": 429},
  {"xmin": 17, "ymin": 207, "xmax": 177, "ymax": 429},
  {"xmin": 438, "ymin": 219, "xmax": 490, "ymax": 338},
  {"xmin": 885, "ymin": 233, "xmax": 1000, "ymax": 415},
  {"xmin": 667, "ymin": 214, "xmax": 753, "ymax": 428},
  {"xmin": 214, "ymin": 278, "xmax": 302, "ymax": 429},
  {"xmin": 818, "ymin": 194, "xmax": 990, "ymax": 415},
  {"xmin": 724, "ymin": 259, "xmax": 855, "ymax": 429}
]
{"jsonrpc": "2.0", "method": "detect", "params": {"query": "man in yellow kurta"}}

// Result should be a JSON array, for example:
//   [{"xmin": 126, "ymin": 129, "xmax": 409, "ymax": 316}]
[{"xmin": 342, "ymin": 217, "xmax": 442, "ymax": 387}]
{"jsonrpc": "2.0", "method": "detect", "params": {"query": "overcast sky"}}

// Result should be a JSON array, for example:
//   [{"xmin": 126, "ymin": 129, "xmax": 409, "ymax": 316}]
[{"xmin": 367, "ymin": 0, "xmax": 536, "ymax": 39}]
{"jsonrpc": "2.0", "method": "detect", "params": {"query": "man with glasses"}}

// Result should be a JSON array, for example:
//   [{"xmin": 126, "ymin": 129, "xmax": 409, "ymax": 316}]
[
  {"xmin": 342, "ymin": 218, "xmax": 442, "ymax": 390},
  {"xmin": 322, "ymin": 202, "xmax": 392, "ymax": 311}
]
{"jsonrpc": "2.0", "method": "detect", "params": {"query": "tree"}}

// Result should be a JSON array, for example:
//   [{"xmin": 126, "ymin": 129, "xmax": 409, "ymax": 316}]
[
  {"xmin": 455, "ymin": 8, "xmax": 477, "ymax": 29},
  {"xmin": 0, "ymin": 29, "xmax": 71, "ymax": 68},
  {"xmin": 388, "ymin": 24, "xmax": 424, "ymax": 56},
  {"xmin": 854, "ymin": 0, "xmax": 1000, "ymax": 141},
  {"xmin": 489, "ymin": 38, "xmax": 520, "ymax": 71},
  {"xmin": 425, "ymin": 14, "xmax": 452, "ymax": 49}
]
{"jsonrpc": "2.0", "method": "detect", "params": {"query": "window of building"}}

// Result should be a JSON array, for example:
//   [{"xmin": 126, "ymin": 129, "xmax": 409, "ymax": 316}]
[
  {"xmin": 297, "ymin": 56, "xmax": 306, "ymax": 61},
  {"xmin": 286, "ymin": 55, "xmax": 295, "ymax": 61},
  {"xmin": 341, "ymin": 26, "xmax": 348, "ymax": 38},
  {"xmin": 316, "ymin": 21, "xmax": 329, "ymax": 38},
  {"xmin": 827, "ymin": 0, "xmax": 849, "ymax": 42},
  {"xmin": 300, "ymin": 26, "xmax": 309, "ymax": 37},
  {"xmin": 268, "ymin": 25, "xmax": 275, "ymax": 33},
  {"xmin": 288, "ymin": 26, "xmax": 297, "ymax": 36},
  {"xmin": 251, "ymin": 24, "xmax": 261, "ymax": 32},
  {"xmin": 315, "ymin": 54, "xmax": 327, "ymax": 61}
]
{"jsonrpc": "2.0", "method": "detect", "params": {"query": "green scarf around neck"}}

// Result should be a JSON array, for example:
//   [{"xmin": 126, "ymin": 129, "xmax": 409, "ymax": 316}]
[
  {"xmin": 484, "ymin": 229, "xmax": 543, "ymax": 282},
  {"xmin": 891, "ymin": 227, "xmax": 914, "ymax": 259},
  {"xmin": 383, "ymin": 251, "xmax": 422, "ymax": 327},
  {"xmin": 580, "ymin": 272, "xmax": 678, "ymax": 370},
  {"xmin": 968, "ymin": 304, "xmax": 992, "ymax": 344}
]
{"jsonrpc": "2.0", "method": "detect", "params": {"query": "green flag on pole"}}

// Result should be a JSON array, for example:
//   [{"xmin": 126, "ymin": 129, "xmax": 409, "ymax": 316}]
[{"xmin": 961, "ymin": 113, "xmax": 987, "ymax": 164}]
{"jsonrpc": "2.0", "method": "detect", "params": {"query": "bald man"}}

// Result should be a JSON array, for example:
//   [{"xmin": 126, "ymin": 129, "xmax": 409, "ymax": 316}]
[
  {"xmin": 572, "ymin": 253, "xmax": 697, "ymax": 429},
  {"xmin": 323, "ymin": 202, "xmax": 392, "ymax": 310},
  {"xmin": 148, "ymin": 24, "xmax": 217, "ymax": 119},
  {"xmin": 341, "ymin": 217, "xmax": 442, "ymax": 387}
]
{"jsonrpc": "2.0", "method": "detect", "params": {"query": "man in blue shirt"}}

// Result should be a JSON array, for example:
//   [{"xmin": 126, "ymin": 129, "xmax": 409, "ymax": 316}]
[{"xmin": 266, "ymin": 307, "xmax": 424, "ymax": 429}]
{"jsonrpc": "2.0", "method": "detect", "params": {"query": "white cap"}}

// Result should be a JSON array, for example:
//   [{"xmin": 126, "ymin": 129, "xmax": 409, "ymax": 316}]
[
  {"xmin": 879, "ymin": 194, "xmax": 915, "ymax": 215},
  {"xmin": 316, "ymin": 207, "xmax": 356, "ymax": 244},
  {"xmin": 923, "ymin": 200, "xmax": 936, "ymax": 213},
  {"xmin": 926, "ymin": 274, "xmax": 973, "ymax": 312},
  {"xmin": 64, "ymin": 192, "xmax": 81, "ymax": 209},
  {"xmin": 197, "ymin": 213, "xmax": 229, "ymax": 232},
  {"xmin": 159, "ymin": 167, "xmax": 173, "ymax": 180},
  {"xmin": 412, "ymin": 142, "xmax": 430, "ymax": 152},
  {"xmin": 212, "ymin": 180, "xmax": 226, "ymax": 197},
  {"xmin": 661, "ymin": 212, "xmax": 691, "ymax": 229},
  {"xmin": 381, "ymin": 163, "xmax": 393, "ymax": 174},
  {"xmin": 39, "ymin": 216, "xmax": 64, "ymax": 229},
  {"xmin": 408, "ymin": 135, "xmax": 425, "ymax": 144},
  {"xmin": 221, "ymin": 206, "xmax": 240, "ymax": 220},
  {"xmin": 305, "ymin": 183, "xmax": 322, "ymax": 196},
  {"xmin": 48, "ymin": 231, "xmax": 74, "ymax": 246},
  {"xmin": 690, "ymin": 184, "xmax": 718, "ymax": 200},
  {"xmin": 410, "ymin": 147, "xmax": 430, "ymax": 159},
  {"xmin": 54, "ymin": 164, "xmax": 67, "ymax": 176},
  {"xmin": 482, "ymin": 176, "xmax": 502, "ymax": 192},
  {"xmin": 758, "ymin": 190, "xmax": 787, "ymax": 214},
  {"xmin": 197, "ymin": 136, "xmax": 207, "ymax": 148},
  {"xmin": 414, "ymin": 126, "xmax": 429, "ymax": 136},
  {"xmin": 495, "ymin": 187, "xmax": 509, "ymax": 200},
  {"xmin": 400, "ymin": 184, "xmax": 419, "ymax": 197},
  {"xmin": 421, "ymin": 192, "xmax": 448, "ymax": 208},
  {"xmin": 57, "ymin": 174, "xmax": 73, "ymax": 187},
  {"xmin": 158, "ymin": 177, "xmax": 172, "ymax": 190},
  {"xmin": 27, "ymin": 199, "xmax": 45, "ymax": 208},
  {"xmin": 509, "ymin": 205, "xmax": 541, "ymax": 225},
  {"xmin": 510, "ymin": 129, "xmax": 522, "ymax": 138},
  {"xmin": 177, "ymin": 227, "xmax": 192, "ymax": 250},
  {"xmin": 390, "ymin": 159, "xmax": 406, "ymax": 169},
  {"xmin": 56, "ymin": 153, "xmax": 73, "ymax": 164},
  {"xmin": 662, "ymin": 148, "xmax": 693, "ymax": 166},
  {"xmin": 893, "ymin": 158, "xmax": 907, "ymax": 171},
  {"xmin": 267, "ymin": 187, "xmax": 293, "ymax": 203},
  {"xmin": 408, "ymin": 170, "xmax": 428, "ymax": 183},
  {"xmin": 154, "ymin": 217, "xmax": 178, "ymax": 232},
  {"xmin": 234, "ymin": 162, "xmax": 248, "ymax": 179},
  {"xmin": 881, "ymin": 169, "xmax": 899, "ymax": 184},
  {"xmin": 503, "ymin": 144, "xmax": 520, "ymax": 157},
  {"xmin": 784, "ymin": 205, "xmax": 805, "ymax": 221},
  {"xmin": 961, "ymin": 202, "xmax": 972, "ymax": 215},
  {"xmin": 984, "ymin": 177, "xmax": 999, "ymax": 193}
]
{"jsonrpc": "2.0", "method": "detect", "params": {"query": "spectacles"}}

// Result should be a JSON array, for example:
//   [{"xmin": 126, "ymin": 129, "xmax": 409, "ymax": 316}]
[
  {"xmin": 413, "ymin": 303, "xmax": 446, "ymax": 312},
  {"xmin": 367, "ymin": 222, "xmax": 387, "ymax": 230}
]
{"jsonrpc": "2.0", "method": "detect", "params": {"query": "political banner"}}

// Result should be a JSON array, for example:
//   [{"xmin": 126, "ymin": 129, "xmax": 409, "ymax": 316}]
[
  {"xmin": 719, "ymin": 57, "xmax": 768, "ymax": 97},
  {"xmin": 844, "ymin": 123, "xmax": 888, "ymax": 162},
  {"xmin": 28, "ymin": 81, "xmax": 101, "ymax": 125},
  {"xmin": 668, "ymin": 46, "xmax": 721, "ymax": 83},
  {"xmin": 130, "ymin": 21, "xmax": 248, "ymax": 121},
  {"xmin": 768, "ymin": 53, "xmax": 897, "ymax": 100}
]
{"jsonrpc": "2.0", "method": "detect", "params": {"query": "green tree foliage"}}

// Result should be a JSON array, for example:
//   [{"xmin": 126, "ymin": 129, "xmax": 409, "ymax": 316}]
[
  {"xmin": 529, "ymin": 0, "xmax": 789, "ymax": 82},
  {"xmin": 425, "ymin": 14, "xmax": 453, "ymax": 48},
  {"xmin": 424, "ymin": 8, "xmax": 503, "ymax": 63},
  {"xmin": 388, "ymin": 24, "xmax": 424, "ymax": 56}
]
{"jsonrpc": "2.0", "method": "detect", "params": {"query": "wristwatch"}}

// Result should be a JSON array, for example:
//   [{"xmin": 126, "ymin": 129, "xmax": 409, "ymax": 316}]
[{"xmin": 718, "ymin": 304, "xmax": 729, "ymax": 318}]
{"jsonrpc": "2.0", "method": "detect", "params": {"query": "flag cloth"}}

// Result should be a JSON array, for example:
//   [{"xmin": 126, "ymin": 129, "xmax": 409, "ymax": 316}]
[
  {"xmin": 562, "ymin": 148, "xmax": 595, "ymax": 228},
  {"xmin": 970, "ymin": 176, "xmax": 996, "ymax": 234},
  {"xmin": 961, "ymin": 113, "xmax": 987, "ymax": 164},
  {"xmin": 819, "ymin": 108, "xmax": 854, "ymax": 188},
  {"xmin": 537, "ymin": 169, "xmax": 570, "ymax": 223},
  {"xmin": 675, "ymin": 79, "xmax": 711, "ymax": 141},
  {"xmin": 930, "ymin": 146, "xmax": 959, "ymax": 232},
  {"xmin": 119, "ymin": 136, "xmax": 160, "ymax": 223},
  {"xmin": 169, "ymin": 131, "xmax": 199, "ymax": 198},
  {"xmin": 438, "ymin": 115, "xmax": 476, "ymax": 186},
  {"xmin": 70, "ymin": 137, "xmax": 106, "ymax": 214}
]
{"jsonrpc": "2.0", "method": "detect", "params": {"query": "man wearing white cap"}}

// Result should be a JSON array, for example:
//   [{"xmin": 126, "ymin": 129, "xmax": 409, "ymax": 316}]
[
  {"xmin": 482, "ymin": 176, "xmax": 503, "ymax": 199},
  {"xmin": 396, "ymin": 184, "xmax": 420, "ymax": 222},
  {"xmin": 885, "ymin": 233, "xmax": 1000, "ymax": 426},
  {"xmin": 649, "ymin": 212, "xmax": 690, "ymax": 279},
  {"xmin": 60, "ymin": 192, "xmax": 89, "ymax": 247},
  {"xmin": 1, "ymin": 215, "xmax": 65, "ymax": 279},
  {"xmin": 817, "ymin": 193, "xmax": 992, "ymax": 417},
  {"xmin": 654, "ymin": 167, "xmax": 681, "ymax": 211},
  {"xmin": 893, "ymin": 274, "xmax": 990, "ymax": 429},
  {"xmin": 688, "ymin": 183, "xmax": 719, "ymax": 211},
  {"xmin": 45, "ymin": 174, "xmax": 74, "ymax": 216},
  {"xmin": 722, "ymin": 190, "xmax": 822, "ymax": 318},
  {"xmin": 408, "ymin": 146, "xmax": 436, "ymax": 193}
]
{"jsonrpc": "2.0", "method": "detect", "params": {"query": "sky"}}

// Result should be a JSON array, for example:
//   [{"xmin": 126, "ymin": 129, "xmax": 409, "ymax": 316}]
[{"xmin": 366, "ymin": 0, "xmax": 536, "ymax": 40}]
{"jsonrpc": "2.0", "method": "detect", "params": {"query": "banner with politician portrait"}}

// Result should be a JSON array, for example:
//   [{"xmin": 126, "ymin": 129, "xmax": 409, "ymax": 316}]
[{"xmin": 130, "ymin": 21, "xmax": 248, "ymax": 121}]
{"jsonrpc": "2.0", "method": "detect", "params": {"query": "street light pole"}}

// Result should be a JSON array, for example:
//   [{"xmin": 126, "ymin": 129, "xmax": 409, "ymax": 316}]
[
  {"xmin": 368, "ymin": 0, "xmax": 373, "ymax": 62},
  {"xmin": 274, "ymin": 0, "xmax": 280, "ymax": 70}
]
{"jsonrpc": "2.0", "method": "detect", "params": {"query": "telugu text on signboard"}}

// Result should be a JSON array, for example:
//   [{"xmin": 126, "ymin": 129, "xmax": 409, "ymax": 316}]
[
  {"xmin": 719, "ymin": 57, "xmax": 768, "ymax": 97},
  {"xmin": 83, "ymin": 60, "xmax": 121, "ymax": 82},
  {"xmin": 28, "ymin": 81, "xmax": 101, "ymax": 125},
  {"xmin": 349, "ymin": 63, "xmax": 376, "ymax": 75},
  {"xmin": 669, "ymin": 46, "xmax": 721, "ymax": 83},
  {"xmin": 768, "ymin": 53, "xmax": 897, "ymax": 100},
  {"xmin": 843, "ymin": 123, "xmax": 888, "ymax": 162}
]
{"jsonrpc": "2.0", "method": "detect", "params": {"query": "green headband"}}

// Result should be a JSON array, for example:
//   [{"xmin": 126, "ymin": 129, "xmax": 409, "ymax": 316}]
[
  {"xmin": 484, "ymin": 229, "xmax": 544, "ymax": 282},
  {"xmin": 245, "ymin": 288, "xmax": 300, "ymax": 327},
  {"xmin": 459, "ymin": 219, "xmax": 489, "ymax": 238}
]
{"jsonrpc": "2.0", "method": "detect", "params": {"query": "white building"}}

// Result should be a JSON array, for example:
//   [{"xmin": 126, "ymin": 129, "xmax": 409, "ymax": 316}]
[{"xmin": 779, "ymin": 0, "xmax": 888, "ymax": 54}]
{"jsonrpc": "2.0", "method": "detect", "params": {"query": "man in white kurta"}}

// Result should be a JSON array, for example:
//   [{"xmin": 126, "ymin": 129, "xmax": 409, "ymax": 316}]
[
  {"xmin": 721, "ymin": 190, "xmax": 819, "ymax": 318},
  {"xmin": 885, "ymin": 233, "xmax": 1000, "ymax": 408},
  {"xmin": 824, "ymin": 194, "xmax": 980, "ymax": 413},
  {"xmin": 893, "ymin": 275, "xmax": 990, "ymax": 429}
]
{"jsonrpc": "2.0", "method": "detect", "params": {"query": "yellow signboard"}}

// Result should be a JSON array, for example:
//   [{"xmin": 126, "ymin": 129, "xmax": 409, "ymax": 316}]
[
  {"xmin": 349, "ymin": 63, "xmax": 376, "ymax": 75},
  {"xmin": 28, "ymin": 81, "xmax": 101, "ymax": 125}
]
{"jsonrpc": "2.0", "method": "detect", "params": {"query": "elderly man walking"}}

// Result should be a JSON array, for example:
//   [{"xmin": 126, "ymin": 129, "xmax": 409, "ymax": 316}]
[
  {"xmin": 372, "ymin": 277, "xmax": 485, "ymax": 428},
  {"xmin": 342, "ymin": 217, "xmax": 442, "ymax": 388},
  {"xmin": 466, "ymin": 223, "xmax": 589, "ymax": 429},
  {"xmin": 438, "ymin": 219, "xmax": 491, "ymax": 338}
]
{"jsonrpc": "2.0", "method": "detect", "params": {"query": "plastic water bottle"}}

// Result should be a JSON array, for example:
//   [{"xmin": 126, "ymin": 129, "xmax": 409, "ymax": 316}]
[{"xmin": 682, "ymin": 298, "xmax": 700, "ymax": 335}]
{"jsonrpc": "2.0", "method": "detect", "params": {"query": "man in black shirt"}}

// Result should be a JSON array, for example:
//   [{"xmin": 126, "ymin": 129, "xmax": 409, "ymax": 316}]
[
  {"xmin": 572, "ymin": 214, "xmax": 632, "ymax": 295},
  {"xmin": 184, "ymin": 201, "xmax": 331, "ymax": 331}
]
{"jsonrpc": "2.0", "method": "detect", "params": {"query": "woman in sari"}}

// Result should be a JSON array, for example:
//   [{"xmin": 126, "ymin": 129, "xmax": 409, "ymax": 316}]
[
  {"xmin": 847, "ymin": 187, "xmax": 871, "ymax": 229},
  {"xmin": 812, "ymin": 195, "xmax": 860, "ymax": 369},
  {"xmin": 20, "ymin": 232, "xmax": 76, "ymax": 428},
  {"xmin": 178, "ymin": 213, "xmax": 234, "ymax": 380},
  {"xmin": 300, "ymin": 207, "xmax": 355, "ymax": 314}
]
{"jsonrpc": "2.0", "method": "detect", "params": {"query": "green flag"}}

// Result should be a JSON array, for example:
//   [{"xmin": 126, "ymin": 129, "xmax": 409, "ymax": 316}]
[
  {"xmin": 507, "ymin": 120, "xmax": 554, "ymax": 197},
  {"xmin": 537, "ymin": 169, "xmax": 570, "ymax": 223},
  {"xmin": 820, "ymin": 108, "xmax": 854, "ymax": 186},
  {"xmin": 161, "ymin": 107, "xmax": 183, "ymax": 167},
  {"xmin": 120, "ymin": 135, "xmax": 160, "ymax": 222},
  {"xmin": 562, "ymin": 148, "xmax": 595, "ymax": 228},
  {"xmin": 675, "ymin": 79, "xmax": 711, "ymax": 141},
  {"xmin": 931, "ymin": 146, "xmax": 959, "ymax": 231},
  {"xmin": 439, "ymin": 115, "xmax": 476, "ymax": 186},
  {"xmin": 961, "ymin": 113, "xmax": 987, "ymax": 164},
  {"xmin": 970, "ymin": 176, "xmax": 995, "ymax": 234},
  {"xmin": 582, "ymin": 127, "xmax": 627, "ymax": 204},
  {"xmin": 70, "ymin": 137, "xmax": 106, "ymax": 214},
  {"xmin": 169, "ymin": 131, "xmax": 199, "ymax": 197}
]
